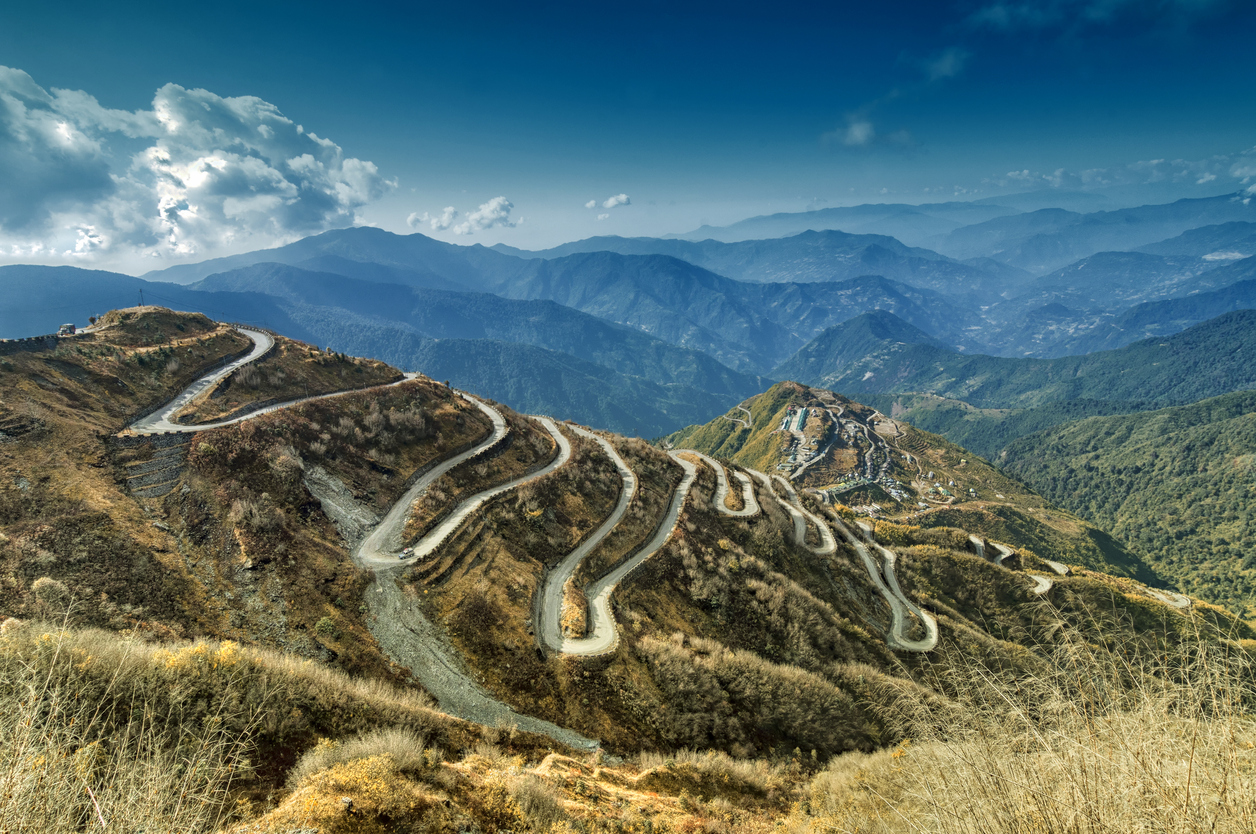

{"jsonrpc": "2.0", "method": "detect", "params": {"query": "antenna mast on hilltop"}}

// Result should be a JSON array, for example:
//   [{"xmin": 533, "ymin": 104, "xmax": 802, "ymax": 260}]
[{"xmin": 139, "ymin": 289, "xmax": 145, "ymax": 307}]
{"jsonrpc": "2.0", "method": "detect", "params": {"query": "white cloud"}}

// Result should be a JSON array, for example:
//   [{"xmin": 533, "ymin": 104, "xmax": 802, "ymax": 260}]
[
  {"xmin": 822, "ymin": 112, "xmax": 909, "ymax": 149},
  {"xmin": 601, "ymin": 193, "xmax": 631, "ymax": 209},
  {"xmin": 989, "ymin": 148, "xmax": 1256, "ymax": 192},
  {"xmin": 584, "ymin": 199, "xmax": 597, "ymax": 209},
  {"xmin": 0, "ymin": 65, "xmax": 390, "ymax": 269},
  {"xmin": 70, "ymin": 225, "xmax": 107, "ymax": 256},
  {"xmin": 597, "ymin": 213, "xmax": 610, "ymax": 221},
  {"xmin": 408, "ymin": 206, "xmax": 458, "ymax": 231},
  {"xmin": 407, "ymin": 196, "xmax": 519, "ymax": 236},
  {"xmin": 453, "ymin": 196, "xmax": 516, "ymax": 235}
]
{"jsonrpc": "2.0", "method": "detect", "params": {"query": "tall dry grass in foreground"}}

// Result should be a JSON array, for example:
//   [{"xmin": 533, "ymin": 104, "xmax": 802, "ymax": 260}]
[
  {"xmin": 789, "ymin": 615, "xmax": 1256, "ymax": 834},
  {"xmin": 0, "ymin": 616, "xmax": 457, "ymax": 833},
  {"xmin": 0, "ymin": 622, "xmax": 252, "ymax": 833}
]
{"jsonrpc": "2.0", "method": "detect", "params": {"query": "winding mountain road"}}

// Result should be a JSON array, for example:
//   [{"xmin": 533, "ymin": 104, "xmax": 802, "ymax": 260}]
[
  {"xmin": 754, "ymin": 472, "xmax": 837, "ymax": 555},
  {"xmin": 129, "ymin": 327, "xmax": 275, "ymax": 434},
  {"xmin": 357, "ymin": 411, "xmax": 571, "ymax": 569},
  {"xmin": 1028, "ymin": 575, "xmax": 1054, "ymax": 595},
  {"xmin": 836, "ymin": 518, "xmax": 938, "ymax": 652},
  {"xmin": 538, "ymin": 427, "xmax": 637, "ymax": 652},
  {"xmin": 721, "ymin": 405, "xmax": 753, "ymax": 430},
  {"xmin": 127, "ymin": 326, "xmax": 419, "ymax": 435},
  {"xmin": 991, "ymin": 542, "xmax": 1014, "ymax": 566},
  {"xmin": 128, "ymin": 324, "xmax": 949, "ymax": 728},
  {"xmin": 540, "ymin": 447, "xmax": 763, "ymax": 657},
  {"xmin": 561, "ymin": 453, "xmax": 698, "ymax": 656},
  {"xmin": 684, "ymin": 451, "xmax": 760, "ymax": 517},
  {"xmin": 125, "ymin": 332, "xmax": 599, "ymax": 749},
  {"xmin": 355, "ymin": 395, "xmax": 510, "ymax": 567},
  {"xmin": 349, "ymin": 405, "xmax": 598, "ymax": 749}
]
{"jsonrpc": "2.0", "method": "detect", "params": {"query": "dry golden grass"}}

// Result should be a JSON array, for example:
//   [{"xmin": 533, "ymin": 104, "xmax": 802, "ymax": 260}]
[
  {"xmin": 0, "ymin": 620, "xmax": 251, "ymax": 833},
  {"xmin": 787, "ymin": 613, "xmax": 1256, "ymax": 834}
]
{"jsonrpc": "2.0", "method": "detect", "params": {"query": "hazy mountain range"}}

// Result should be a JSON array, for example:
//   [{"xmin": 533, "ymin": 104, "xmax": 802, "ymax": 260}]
[{"xmin": 5, "ymin": 190, "xmax": 1256, "ymax": 441}]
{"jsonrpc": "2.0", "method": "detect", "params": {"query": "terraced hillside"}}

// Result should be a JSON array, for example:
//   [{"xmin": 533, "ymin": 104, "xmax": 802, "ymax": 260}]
[{"xmin": 1, "ymin": 307, "xmax": 1250, "ymax": 830}]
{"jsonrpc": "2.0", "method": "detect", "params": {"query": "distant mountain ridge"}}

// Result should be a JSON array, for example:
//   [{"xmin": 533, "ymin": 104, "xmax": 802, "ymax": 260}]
[
  {"xmin": 775, "ymin": 308, "xmax": 1256, "ymax": 411},
  {"xmin": 931, "ymin": 193, "xmax": 1256, "ymax": 274},
  {"xmin": 194, "ymin": 262, "xmax": 767, "ymax": 399},
  {"xmin": 494, "ymin": 228, "xmax": 1026, "ymax": 305},
  {"xmin": 1136, "ymin": 221, "xmax": 1256, "ymax": 259},
  {"xmin": 667, "ymin": 200, "xmax": 1019, "ymax": 246},
  {"xmin": 150, "ymin": 227, "xmax": 990, "ymax": 370}
]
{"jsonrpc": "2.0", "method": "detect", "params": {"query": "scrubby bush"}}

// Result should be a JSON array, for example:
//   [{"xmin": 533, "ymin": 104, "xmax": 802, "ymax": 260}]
[
  {"xmin": 287, "ymin": 727, "xmax": 433, "ymax": 786},
  {"xmin": 31, "ymin": 576, "xmax": 70, "ymax": 616},
  {"xmin": 314, "ymin": 616, "xmax": 341, "ymax": 639},
  {"xmin": 509, "ymin": 774, "xmax": 571, "ymax": 830}
]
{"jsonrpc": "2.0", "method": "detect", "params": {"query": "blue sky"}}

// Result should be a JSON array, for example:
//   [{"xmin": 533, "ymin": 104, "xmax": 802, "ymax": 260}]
[{"xmin": 2, "ymin": 0, "xmax": 1254, "ymax": 271}]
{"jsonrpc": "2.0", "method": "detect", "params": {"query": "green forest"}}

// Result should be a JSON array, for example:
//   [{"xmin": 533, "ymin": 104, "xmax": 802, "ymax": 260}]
[{"xmin": 1002, "ymin": 390, "xmax": 1256, "ymax": 616}]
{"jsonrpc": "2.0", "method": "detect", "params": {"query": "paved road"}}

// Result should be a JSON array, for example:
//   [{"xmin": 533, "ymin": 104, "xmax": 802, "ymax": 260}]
[
  {"xmin": 971, "ymin": 535, "xmax": 1056, "ymax": 595},
  {"xmin": 126, "ymin": 326, "xmax": 419, "ymax": 436},
  {"xmin": 835, "ymin": 518, "xmax": 938, "ymax": 652},
  {"xmin": 721, "ymin": 405, "xmax": 752, "ymax": 430},
  {"xmin": 773, "ymin": 474, "xmax": 833, "ymax": 552},
  {"xmin": 129, "ymin": 327, "xmax": 275, "ymax": 433},
  {"xmin": 1028, "ymin": 575, "xmax": 1054, "ymax": 595},
  {"xmin": 1042, "ymin": 558, "xmax": 1070, "ymax": 576},
  {"xmin": 358, "ymin": 411, "xmax": 573, "ymax": 568},
  {"xmin": 356, "ymin": 394, "xmax": 512, "ymax": 568},
  {"xmin": 539, "ymin": 427, "xmax": 636, "ymax": 652},
  {"xmin": 352, "ymin": 404, "xmax": 598, "ymax": 749},
  {"xmin": 540, "ymin": 446, "xmax": 761, "ymax": 657},
  {"xmin": 991, "ymin": 542, "xmax": 1014, "ymax": 566},
  {"xmin": 760, "ymin": 472, "xmax": 836, "ymax": 555},
  {"xmin": 562, "ymin": 453, "xmax": 698, "ymax": 657},
  {"xmin": 684, "ymin": 451, "xmax": 760, "ymax": 517},
  {"xmin": 126, "ymin": 333, "xmax": 598, "ymax": 748},
  {"xmin": 983, "ymin": 543, "xmax": 1185, "ymax": 606}
]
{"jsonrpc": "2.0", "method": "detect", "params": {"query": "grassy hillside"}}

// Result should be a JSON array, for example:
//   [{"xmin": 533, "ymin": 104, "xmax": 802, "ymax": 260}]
[
  {"xmin": 4, "ymin": 307, "xmax": 1253, "ymax": 831},
  {"xmin": 1002, "ymin": 390, "xmax": 1256, "ymax": 617}
]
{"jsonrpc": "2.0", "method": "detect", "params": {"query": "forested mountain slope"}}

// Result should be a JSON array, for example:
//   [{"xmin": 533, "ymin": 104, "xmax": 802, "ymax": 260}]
[
  {"xmin": 777, "ymin": 309, "xmax": 1256, "ymax": 412},
  {"xmin": 1001, "ymin": 390, "xmax": 1256, "ymax": 616}
]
